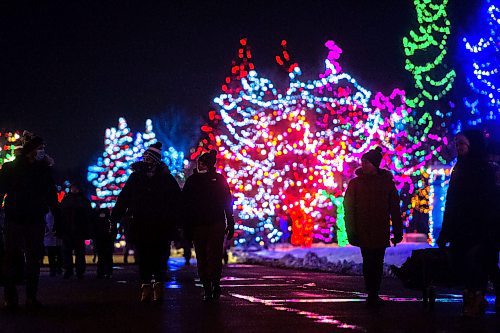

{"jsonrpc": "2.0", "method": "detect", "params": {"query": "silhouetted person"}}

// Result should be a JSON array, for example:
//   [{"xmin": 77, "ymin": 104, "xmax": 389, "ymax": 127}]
[
  {"xmin": 437, "ymin": 130, "xmax": 496, "ymax": 317},
  {"xmin": 344, "ymin": 146, "xmax": 403, "ymax": 308},
  {"xmin": 44, "ymin": 210, "xmax": 62, "ymax": 277},
  {"xmin": 0, "ymin": 136, "xmax": 59, "ymax": 310},
  {"xmin": 111, "ymin": 142, "xmax": 181, "ymax": 303},
  {"xmin": 93, "ymin": 207, "xmax": 114, "ymax": 279},
  {"xmin": 182, "ymin": 150, "xmax": 234, "ymax": 301},
  {"xmin": 60, "ymin": 183, "xmax": 92, "ymax": 279}
]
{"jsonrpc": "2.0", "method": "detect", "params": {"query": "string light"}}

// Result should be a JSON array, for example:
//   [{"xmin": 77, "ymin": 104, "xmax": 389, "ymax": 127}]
[
  {"xmin": 403, "ymin": 0, "xmax": 456, "ymax": 108},
  {"xmin": 462, "ymin": 0, "xmax": 500, "ymax": 124},
  {"xmin": 191, "ymin": 39, "xmax": 447, "ymax": 247},
  {"xmin": 88, "ymin": 118, "xmax": 187, "ymax": 208}
]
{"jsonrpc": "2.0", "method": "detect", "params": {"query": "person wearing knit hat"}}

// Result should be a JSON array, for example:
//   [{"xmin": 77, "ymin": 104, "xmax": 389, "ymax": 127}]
[
  {"xmin": 182, "ymin": 149, "xmax": 234, "ymax": 301},
  {"xmin": 142, "ymin": 142, "xmax": 163, "ymax": 165},
  {"xmin": 111, "ymin": 140, "xmax": 181, "ymax": 303},
  {"xmin": 361, "ymin": 146, "xmax": 383, "ymax": 170},
  {"xmin": 344, "ymin": 145, "xmax": 403, "ymax": 308},
  {"xmin": 0, "ymin": 133, "xmax": 59, "ymax": 309}
]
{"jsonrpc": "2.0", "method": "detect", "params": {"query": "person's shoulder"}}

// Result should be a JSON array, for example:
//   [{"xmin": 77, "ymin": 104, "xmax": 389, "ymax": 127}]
[{"xmin": 379, "ymin": 168, "xmax": 394, "ymax": 179}]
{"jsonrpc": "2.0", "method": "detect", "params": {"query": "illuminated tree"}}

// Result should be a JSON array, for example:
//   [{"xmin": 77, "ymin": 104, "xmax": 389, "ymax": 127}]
[
  {"xmin": 0, "ymin": 131, "xmax": 21, "ymax": 168},
  {"xmin": 191, "ymin": 39, "xmax": 447, "ymax": 246},
  {"xmin": 462, "ymin": 0, "xmax": 500, "ymax": 125},
  {"xmin": 88, "ymin": 117, "xmax": 134, "ymax": 208},
  {"xmin": 403, "ymin": 0, "xmax": 456, "ymax": 109}
]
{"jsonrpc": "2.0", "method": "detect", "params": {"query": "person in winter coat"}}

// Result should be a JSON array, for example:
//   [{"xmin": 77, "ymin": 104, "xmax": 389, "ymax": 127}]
[
  {"xmin": 182, "ymin": 149, "xmax": 235, "ymax": 301},
  {"xmin": 93, "ymin": 207, "xmax": 114, "ymax": 279},
  {"xmin": 60, "ymin": 183, "xmax": 93, "ymax": 279},
  {"xmin": 343, "ymin": 146, "xmax": 403, "ymax": 308},
  {"xmin": 0, "ymin": 136, "xmax": 59, "ymax": 310},
  {"xmin": 44, "ymin": 210, "xmax": 63, "ymax": 277},
  {"xmin": 111, "ymin": 142, "xmax": 181, "ymax": 303},
  {"xmin": 437, "ymin": 130, "xmax": 497, "ymax": 317}
]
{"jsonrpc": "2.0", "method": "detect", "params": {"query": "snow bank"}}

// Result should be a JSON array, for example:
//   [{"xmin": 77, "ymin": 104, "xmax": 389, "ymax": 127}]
[{"xmin": 235, "ymin": 243, "xmax": 431, "ymax": 276}]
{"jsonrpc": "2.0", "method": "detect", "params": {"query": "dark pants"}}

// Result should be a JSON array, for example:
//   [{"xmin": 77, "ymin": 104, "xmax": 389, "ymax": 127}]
[
  {"xmin": 95, "ymin": 236, "xmax": 114, "ymax": 277},
  {"xmin": 3, "ymin": 222, "xmax": 45, "ymax": 301},
  {"xmin": 360, "ymin": 247, "xmax": 386, "ymax": 296},
  {"xmin": 193, "ymin": 223, "xmax": 226, "ymax": 285},
  {"xmin": 47, "ymin": 246, "xmax": 63, "ymax": 275},
  {"xmin": 62, "ymin": 237, "xmax": 86, "ymax": 276},
  {"xmin": 182, "ymin": 240, "xmax": 192, "ymax": 263},
  {"xmin": 452, "ymin": 243, "xmax": 488, "ymax": 291},
  {"xmin": 135, "ymin": 241, "xmax": 169, "ymax": 284}
]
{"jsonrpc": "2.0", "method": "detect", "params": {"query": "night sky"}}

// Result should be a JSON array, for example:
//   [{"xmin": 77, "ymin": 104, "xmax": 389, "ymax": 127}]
[{"xmin": 1, "ymin": 1, "xmax": 476, "ymax": 176}]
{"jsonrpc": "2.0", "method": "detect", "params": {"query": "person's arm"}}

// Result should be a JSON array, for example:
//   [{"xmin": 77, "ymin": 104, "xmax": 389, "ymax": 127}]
[
  {"xmin": 221, "ymin": 175, "xmax": 235, "ymax": 240},
  {"xmin": 389, "ymin": 180, "xmax": 403, "ymax": 245},
  {"xmin": 110, "ymin": 173, "xmax": 136, "ymax": 227},
  {"xmin": 437, "ymin": 170, "xmax": 457, "ymax": 247},
  {"xmin": 343, "ymin": 180, "xmax": 358, "ymax": 245}
]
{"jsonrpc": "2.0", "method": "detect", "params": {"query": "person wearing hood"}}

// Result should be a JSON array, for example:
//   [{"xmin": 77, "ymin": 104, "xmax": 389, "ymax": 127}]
[
  {"xmin": 343, "ymin": 146, "xmax": 403, "ymax": 308},
  {"xmin": 0, "ymin": 135, "xmax": 59, "ymax": 310},
  {"xmin": 182, "ymin": 149, "xmax": 234, "ymax": 301},
  {"xmin": 60, "ymin": 182, "xmax": 93, "ymax": 279},
  {"xmin": 437, "ymin": 130, "xmax": 497, "ymax": 317},
  {"xmin": 111, "ymin": 142, "xmax": 181, "ymax": 303}
]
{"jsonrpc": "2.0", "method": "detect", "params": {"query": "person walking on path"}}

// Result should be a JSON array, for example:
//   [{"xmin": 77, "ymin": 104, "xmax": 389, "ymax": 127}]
[
  {"xmin": 44, "ymin": 210, "xmax": 63, "ymax": 277},
  {"xmin": 182, "ymin": 150, "xmax": 235, "ymax": 301},
  {"xmin": 60, "ymin": 183, "xmax": 93, "ymax": 279},
  {"xmin": 93, "ymin": 207, "xmax": 114, "ymax": 279},
  {"xmin": 111, "ymin": 142, "xmax": 181, "ymax": 303},
  {"xmin": 437, "ymin": 130, "xmax": 497, "ymax": 317},
  {"xmin": 0, "ymin": 135, "xmax": 59, "ymax": 310},
  {"xmin": 343, "ymin": 146, "xmax": 403, "ymax": 308}
]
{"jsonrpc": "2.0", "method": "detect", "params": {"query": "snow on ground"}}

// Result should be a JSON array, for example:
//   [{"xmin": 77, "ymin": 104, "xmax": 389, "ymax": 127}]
[{"xmin": 235, "ymin": 242, "xmax": 431, "ymax": 276}]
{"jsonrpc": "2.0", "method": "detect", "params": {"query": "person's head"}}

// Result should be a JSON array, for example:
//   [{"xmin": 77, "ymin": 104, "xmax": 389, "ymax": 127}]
[
  {"xmin": 198, "ymin": 149, "xmax": 217, "ymax": 173},
  {"xmin": 70, "ymin": 183, "xmax": 81, "ymax": 194},
  {"xmin": 455, "ymin": 130, "xmax": 486, "ymax": 160},
  {"xmin": 361, "ymin": 146, "xmax": 383, "ymax": 174},
  {"xmin": 22, "ymin": 136, "xmax": 45, "ymax": 162},
  {"xmin": 142, "ymin": 141, "xmax": 163, "ymax": 165}
]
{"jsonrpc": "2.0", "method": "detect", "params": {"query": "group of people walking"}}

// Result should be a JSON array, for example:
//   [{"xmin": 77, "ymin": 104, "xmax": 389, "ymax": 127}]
[
  {"xmin": 0, "ymin": 129, "xmax": 498, "ymax": 318},
  {"xmin": 0, "ymin": 137, "xmax": 234, "ymax": 308}
]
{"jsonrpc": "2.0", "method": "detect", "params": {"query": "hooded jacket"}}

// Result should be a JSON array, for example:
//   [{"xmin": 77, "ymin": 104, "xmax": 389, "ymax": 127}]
[
  {"xmin": 0, "ymin": 154, "xmax": 58, "ymax": 224},
  {"xmin": 343, "ymin": 168, "xmax": 403, "ymax": 248},
  {"xmin": 111, "ymin": 161, "xmax": 181, "ymax": 244},
  {"xmin": 182, "ymin": 168, "xmax": 234, "ymax": 227}
]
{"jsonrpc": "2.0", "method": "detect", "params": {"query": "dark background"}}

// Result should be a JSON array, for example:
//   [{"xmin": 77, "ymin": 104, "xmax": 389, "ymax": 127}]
[{"xmin": 0, "ymin": 0, "xmax": 478, "ymax": 179}]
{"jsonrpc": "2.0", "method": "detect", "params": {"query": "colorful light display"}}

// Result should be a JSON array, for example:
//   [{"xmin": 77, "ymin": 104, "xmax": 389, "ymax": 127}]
[
  {"xmin": 191, "ymin": 39, "xmax": 447, "ymax": 246},
  {"xmin": 0, "ymin": 131, "xmax": 21, "ymax": 168},
  {"xmin": 462, "ymin": 0, "xmax": 500, "ymax": 125},
  {"xmin": 88, "ymin": 118, "xmax": 187, "ymax": 208},
  {"xmin": 403, "ymin": 0, "xmax": 456, "ymax": 109}
]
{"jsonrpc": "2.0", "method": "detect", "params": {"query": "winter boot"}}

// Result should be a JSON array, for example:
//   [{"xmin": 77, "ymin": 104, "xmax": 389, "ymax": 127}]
[
  {"xmin": 153, "ymin": 282, "xmax": 164, "ymax": 303},
  {"xmin": 26, "ymin": 278, "xmax": 43, "ymax": 310},
  {"xmin": 212, "ymin": 282, "xmax": 222, "ymax": 300},
  {"xmin": 203, "ymin": 281, "xmax": 213, "ymax": 301},
  {"xmin": 140, "ymin": 284, "xmax": 153, "ymax": 303},
  {"xmin": 3, "ymin": 285, "xmax": 19, "ymax": 311},
  {"xmin": 462, "ymin": 290, "xmax": 485, "ymax": 318},
  {"xmin": 366, "ymin": 292, "xmax": 384, "ymax": 309}
]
